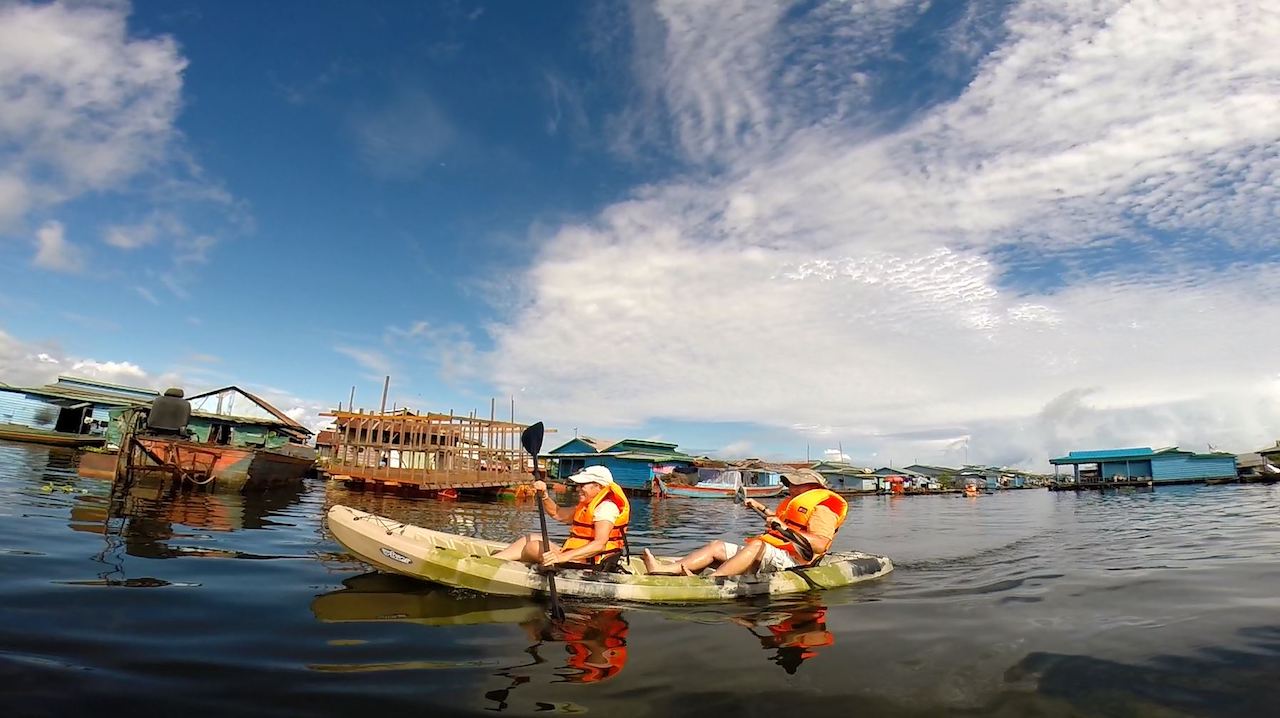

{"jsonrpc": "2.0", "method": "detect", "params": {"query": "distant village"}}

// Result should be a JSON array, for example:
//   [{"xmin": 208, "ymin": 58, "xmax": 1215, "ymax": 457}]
[{"xmin": 2, "ymin": 374, "xmax": 1279, "ymax": 495}]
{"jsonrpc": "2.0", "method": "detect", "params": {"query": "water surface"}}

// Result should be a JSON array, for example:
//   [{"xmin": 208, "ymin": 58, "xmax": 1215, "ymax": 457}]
[{"xmin": 2, "ymin": 440, "xmax": 1279, "ymax": 716}]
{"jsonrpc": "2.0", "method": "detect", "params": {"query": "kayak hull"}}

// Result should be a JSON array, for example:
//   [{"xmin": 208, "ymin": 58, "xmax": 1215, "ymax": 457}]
[{"xmin": 326, "ymin": 504, "xmax": 893, "ymax": 603}]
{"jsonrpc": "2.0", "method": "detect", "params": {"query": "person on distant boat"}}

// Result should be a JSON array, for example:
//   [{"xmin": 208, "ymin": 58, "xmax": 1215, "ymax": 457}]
[
  {"xmin": 493, "ymin": 465, "xmax": 631, "ymax": 569},
  {"xmin": 643, "ymin": 468, "xmax": 847, "ymax": 577}
]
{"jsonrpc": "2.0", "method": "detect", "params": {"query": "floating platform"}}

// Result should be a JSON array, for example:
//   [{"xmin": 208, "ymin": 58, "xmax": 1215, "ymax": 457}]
[{"xmin": 1049, "ymin": 479, "xmax": 1156, "ymax": 491}]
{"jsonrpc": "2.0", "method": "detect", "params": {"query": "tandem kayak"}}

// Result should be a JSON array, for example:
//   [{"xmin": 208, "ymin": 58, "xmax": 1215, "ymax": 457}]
[{"xmin": 326, "ymin": 505, "xmax": 894, "ymax": 603}]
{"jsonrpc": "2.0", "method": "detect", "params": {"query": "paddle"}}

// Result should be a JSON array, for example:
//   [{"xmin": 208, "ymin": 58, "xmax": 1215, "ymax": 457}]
[
  {"xmin": 733, "ymin": 489, "xmax": 815, "ymax": 563},
  {"xmin": 520, "ymin": 421, "xmax": 564, "ymax": 621}
]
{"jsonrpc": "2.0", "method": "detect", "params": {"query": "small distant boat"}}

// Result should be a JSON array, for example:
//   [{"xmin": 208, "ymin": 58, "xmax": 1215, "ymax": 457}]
[
  {"xmin": 0, "ymin": 423, "xmax": 106, "ymax": 448},
  {"xmin": 662, "ymin": 470, "xmax": 784, "ymax": 499}
]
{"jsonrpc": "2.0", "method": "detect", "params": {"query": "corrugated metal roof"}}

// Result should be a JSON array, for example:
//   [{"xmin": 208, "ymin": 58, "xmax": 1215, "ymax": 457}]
[
  {"xmin": 186, "ymin": 386, "xmax": 310, "ymax": 434},
  {"xmin": 12, "ymin": 383, "xmax": 154, "ymax": 407}
]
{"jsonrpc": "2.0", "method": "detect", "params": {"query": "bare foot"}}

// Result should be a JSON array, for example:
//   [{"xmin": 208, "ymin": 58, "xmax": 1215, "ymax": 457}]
[{"xmin": 643, "ymin": 548, "xmax": 682, "ymax": 575}]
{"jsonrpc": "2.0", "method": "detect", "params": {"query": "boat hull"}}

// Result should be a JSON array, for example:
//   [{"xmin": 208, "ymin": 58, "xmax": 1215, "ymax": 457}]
[
  {"xmin": 0, "ymin": 423, "xmax": 105, "ymax": 448},
  {"xmin": 664, "ymin": 484, "xmax": 785, "ymax": 499},
  {"xmin": 133, "ymin": 437, "xmax": 313, "ymax": 490},
  {"xmin": 326, "ymin": 505, "xmax": 893, "ymax": 603}
]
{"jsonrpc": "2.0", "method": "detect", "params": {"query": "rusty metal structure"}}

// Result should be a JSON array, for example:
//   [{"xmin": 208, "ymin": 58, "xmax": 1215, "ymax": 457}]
[{"xmin": 323, "ymin": 409, "xmax": 538, "ymax": 490}]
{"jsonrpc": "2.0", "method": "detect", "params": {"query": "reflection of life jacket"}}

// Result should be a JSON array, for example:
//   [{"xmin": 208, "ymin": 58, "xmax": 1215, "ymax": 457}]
[
  {"xmin": 562, "ymin": 483, "xmax": 631, "ymax": 564},
  {"xmin": 561, "ymin": 610, "xmax": 628, "ymax": 683},
  {"xmin": 769, "ymin": 609, "xmax": 834, "ymax": 654},
  {"xmin": 753, "ymin": 488, "xmax": 848, "ymax": 563}
]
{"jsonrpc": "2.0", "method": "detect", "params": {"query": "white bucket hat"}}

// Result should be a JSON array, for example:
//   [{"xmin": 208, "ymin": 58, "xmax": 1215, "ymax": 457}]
[{"xmin": 568, "ymin": 465, "xmax": 615, "ymax": 486}]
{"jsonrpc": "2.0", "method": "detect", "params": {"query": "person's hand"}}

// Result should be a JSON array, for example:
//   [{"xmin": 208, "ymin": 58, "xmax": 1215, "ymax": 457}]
[
  {"xmin": 533, "ymin": 480, "xmax": 547, "ymax": 494},
  {"xmin": 765, "ymin": 516, "xmax": 785, "ymax": 532},
  {"xmin": 540, "ymin": 549, "xmax": 562, "ymax": 567}
]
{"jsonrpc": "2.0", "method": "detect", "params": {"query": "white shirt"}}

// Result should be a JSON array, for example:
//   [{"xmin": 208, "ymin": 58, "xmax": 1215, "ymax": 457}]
[{"xmin": 591, "ymin": 501, "xmax": 620, "ymax": 524}]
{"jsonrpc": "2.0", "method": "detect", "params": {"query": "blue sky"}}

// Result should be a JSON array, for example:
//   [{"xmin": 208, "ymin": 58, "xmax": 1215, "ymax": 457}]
[{"xmin": 2, "ymin": 1, "xmax": 1278, "ymax": 469}]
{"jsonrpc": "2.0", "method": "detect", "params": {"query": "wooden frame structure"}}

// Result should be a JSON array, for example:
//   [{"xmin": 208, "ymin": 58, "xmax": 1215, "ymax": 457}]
[{"xmin": 323, "ymin": 409, "xmax": 537, "ymax": 489}]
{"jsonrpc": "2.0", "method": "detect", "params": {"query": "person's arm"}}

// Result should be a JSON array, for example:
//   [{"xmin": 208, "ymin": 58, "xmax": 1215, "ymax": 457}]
[
  {"xmin": 775, "ymin": 505, "xmax": 838, "ymax": 556},
  {"xmin": 534, "ymin": 481, "xmax": 573, "ymax": 523},
  {"xmin": 545, "ymin": 519, "xmax": 612, "ymax": 566}
]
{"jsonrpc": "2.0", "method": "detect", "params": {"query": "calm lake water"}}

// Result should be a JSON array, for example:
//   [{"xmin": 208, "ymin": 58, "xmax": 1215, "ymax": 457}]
[{"xmin": 3, "ymin": 440, "xmax": 1280, "ymax": 717}]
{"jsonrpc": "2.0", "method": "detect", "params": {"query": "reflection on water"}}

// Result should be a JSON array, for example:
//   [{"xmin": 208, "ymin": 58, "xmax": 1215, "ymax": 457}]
[
  {"xmin": 3, "ymin": 440, "xmax": 1280, "ymax": 716},
  {"xmin": 310, "ymin": 570, "xmax": 836, "ymax": 705}
]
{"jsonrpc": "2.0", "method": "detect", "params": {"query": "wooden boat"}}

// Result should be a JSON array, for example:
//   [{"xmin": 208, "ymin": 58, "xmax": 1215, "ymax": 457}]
[
  {"xmin": 129, "ymin": 436, "xmax": 314, "ymax": 490},
  {"xmin": 327, "ymin": 505, "xmax": 893, "ymax": 603},
  {"xmin": 1204, "ymin": 477, "xmax": 1239, "ymax": 485},
  {"xmin": 0, "ymin": 423, "xmax": 106, "ymax": 448}
]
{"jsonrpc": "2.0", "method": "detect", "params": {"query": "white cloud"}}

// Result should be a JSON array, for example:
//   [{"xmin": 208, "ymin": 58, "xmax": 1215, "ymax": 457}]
[
  {"xmin": 134, "ymin": 286, "xmax": 160, "ymax": 305},
  {"xmin": 0, "ymin": 1, "xmax": 236, "ymax": 273},
  {"xmin": 0, "ymin": 1, "xmax": 185, "ymax": 216},
  {"xmin": 482, "ymin": 0, "xmax": 1280, "ymax": 469},
  {"xmin": 350, "ymin": 90, "xmax": 457, "ymax": 180},
  {"xmin": 334, "ymin": 345, "xmax": 393, "ymax": 377},
  {"xmin": 32, "ymin": 220, "xmax": 83, "ymax": 272},
  {"xmin": 103, "ymin": 212, "xmax": 185, "ymax": 250}
]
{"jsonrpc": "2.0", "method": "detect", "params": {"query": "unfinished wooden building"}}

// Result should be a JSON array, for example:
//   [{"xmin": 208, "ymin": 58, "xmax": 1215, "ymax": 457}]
[{"xmin": 323, "ymin": 409, "xmax": 536, "ymax": 490}]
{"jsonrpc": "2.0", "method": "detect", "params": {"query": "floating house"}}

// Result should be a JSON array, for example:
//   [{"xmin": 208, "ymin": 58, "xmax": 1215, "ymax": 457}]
[
  {"xmin": 0, "ymin": 376, "xmax": 156, "ymax": 447},
  {"xmin": 545, "ymin": 436, "xmax": 696, "ymax": 492},
  {"xmin": 812, "ymin": 461, "xmax": 877, "ymax": 492},
  {"xmin": 1049, "ymin": 447, "xmax": 1237, "ymax": 486},
  {"xmin": 872, "ymin": 466, "xmax": 937, "ymax": 491}
]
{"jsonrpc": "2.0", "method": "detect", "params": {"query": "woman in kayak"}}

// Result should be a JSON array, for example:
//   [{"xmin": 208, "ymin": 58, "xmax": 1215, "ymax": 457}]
[
  {"xmin": 493, "ymin": 465, "xmax": 631, "ymax": 569},
  {"xmin": 643, "ymin": 469, "xmax": 847, "ymax": 577}
]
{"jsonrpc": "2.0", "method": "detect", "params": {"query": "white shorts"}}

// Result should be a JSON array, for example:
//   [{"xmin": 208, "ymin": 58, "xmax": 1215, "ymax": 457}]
[{"xmin": 723, "ymin": 541, "xmax": 797, "ymax": 573}]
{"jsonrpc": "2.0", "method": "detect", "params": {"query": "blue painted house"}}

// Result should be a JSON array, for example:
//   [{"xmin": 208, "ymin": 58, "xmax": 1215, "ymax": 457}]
[
  {"xmin": 0, "ymin": 376, "xmax": 157, "ymax": 446},
  {"xmin": 1049, "ymin": 447, "xmax": 1237, "ymax": 484},
  {"xmin": 545, "ymin": 436, "xmax": 696, "ymax": 492}
]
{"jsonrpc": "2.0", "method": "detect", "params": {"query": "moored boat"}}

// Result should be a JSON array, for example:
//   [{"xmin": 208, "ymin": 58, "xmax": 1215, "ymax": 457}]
[
  {"xmin": 663, "ymin": 482, "xmax": 785, "ymax": 499},
  {"xmin": 326, "ymin": 504, "xmax": 893, "ymax": 603},
  {"xmin": 0, "ymin": 423, "xmax": 106, "ymax": 448}
]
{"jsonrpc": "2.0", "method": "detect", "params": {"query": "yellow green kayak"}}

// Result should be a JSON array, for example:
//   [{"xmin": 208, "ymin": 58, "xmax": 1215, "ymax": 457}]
[{"xmin": 327, "ymin": 504, "xmax": 893, "ymax": 603}]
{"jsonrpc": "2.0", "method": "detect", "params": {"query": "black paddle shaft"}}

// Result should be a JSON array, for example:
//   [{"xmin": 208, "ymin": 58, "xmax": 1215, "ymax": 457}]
[
  {"xmin": 741, "ymin": 496, "xmax": 816, "ymax": 563},
  {"xmin": 520, "ymin": 422, "xmax": 564, "ymax": 620}
]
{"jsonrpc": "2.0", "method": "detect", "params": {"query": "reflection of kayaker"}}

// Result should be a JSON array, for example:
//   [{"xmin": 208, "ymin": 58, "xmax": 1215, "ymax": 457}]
[
  {"xmin": 732, "ymin": 602, "xmax": 833, "ymax": 674},
  {"xmin": 551, "ymin": 608, "xmax": 628, "ymax": 684}
]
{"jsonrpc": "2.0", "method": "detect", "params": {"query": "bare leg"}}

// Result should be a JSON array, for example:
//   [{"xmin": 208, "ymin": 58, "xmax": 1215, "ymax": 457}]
[
  {"xmin": 710, "ymin": 540, "xmax": 765, "ymax": 577},
  {"xmin": 643, "ymin": 541, "xmax": 732, "ymax": 575},
  {"xmin": 493, "ymin": 533, "xmax": 561, "ymax": 563}
]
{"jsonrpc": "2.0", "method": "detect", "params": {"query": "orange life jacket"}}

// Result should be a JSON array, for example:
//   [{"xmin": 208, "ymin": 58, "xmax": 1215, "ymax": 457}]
[
  {"xmin": 562, "ymin": 483, "xmax": 630, "ymax": 564},
  {"xmin": 752, "ymin": 488, "xmax": 848, "ymax": 563},
  {"xmin": 561, "ymin": 609, "xmax": 628, "ymax": 683}
]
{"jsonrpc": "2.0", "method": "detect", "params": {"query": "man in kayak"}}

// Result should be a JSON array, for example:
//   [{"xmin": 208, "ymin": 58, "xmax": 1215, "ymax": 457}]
[
  {"xmin": 493, "ymin": 465, "xmax": 631, "ymax": 569},
  {"xmin": 642, "ymin": 468, "xmax": 847, "ymax": 577}
]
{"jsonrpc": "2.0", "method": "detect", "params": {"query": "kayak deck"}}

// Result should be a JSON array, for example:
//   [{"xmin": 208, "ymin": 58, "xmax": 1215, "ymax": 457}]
[{"xmin": 326, "ymin": 504, "xmax": 893, "ymax": 603}]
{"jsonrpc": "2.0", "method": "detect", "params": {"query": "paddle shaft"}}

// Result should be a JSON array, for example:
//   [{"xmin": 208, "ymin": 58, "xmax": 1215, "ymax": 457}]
[
  {"xmin": 520, "ymin": 421, "xmax": 564, "ymax": 621},
  {"xmin": 742, "ymin": 497, "xmax": 816, "ymax": 563}
]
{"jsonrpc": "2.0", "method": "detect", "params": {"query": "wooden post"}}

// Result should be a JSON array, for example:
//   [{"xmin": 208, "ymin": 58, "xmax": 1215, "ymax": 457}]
[{"xmin": 379, "ymin": 376, "xmax": 390, "ymax": 415}]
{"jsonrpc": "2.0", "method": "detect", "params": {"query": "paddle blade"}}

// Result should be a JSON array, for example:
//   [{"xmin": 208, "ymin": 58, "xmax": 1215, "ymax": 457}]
[{"xmin": 520, "ymin": 421, "xmax": 545, "ymax": 458}]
